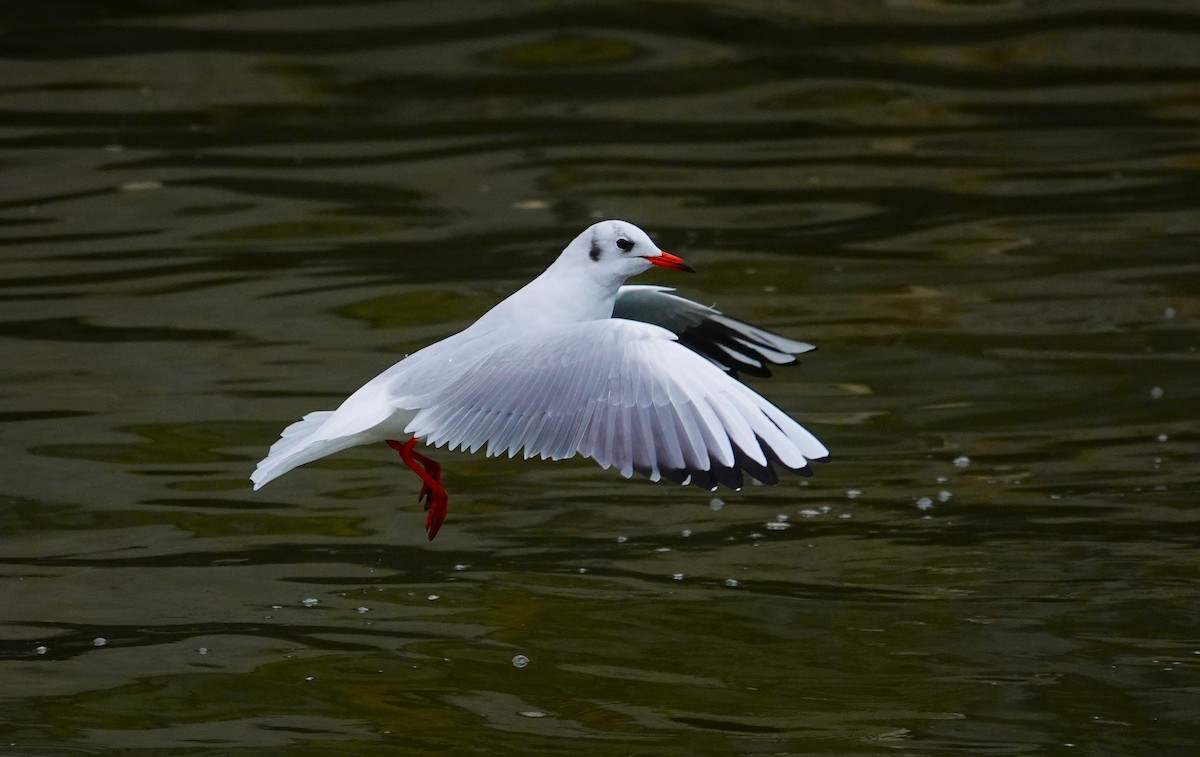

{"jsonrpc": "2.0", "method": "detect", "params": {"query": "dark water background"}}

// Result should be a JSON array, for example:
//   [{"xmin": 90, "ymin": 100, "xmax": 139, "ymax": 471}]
[{"xmin": 1, "ymin": 1, "xmax": 1198, "ymax": 754}]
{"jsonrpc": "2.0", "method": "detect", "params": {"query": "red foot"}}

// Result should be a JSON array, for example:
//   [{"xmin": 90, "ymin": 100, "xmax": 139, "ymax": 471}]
[
  {"xmin": 387, "ymin": 437, "xmax": 448, "ymax": 540},
  {"xmin": 423, "ymin": 487, "xmax": 448, "ymax": 540}
]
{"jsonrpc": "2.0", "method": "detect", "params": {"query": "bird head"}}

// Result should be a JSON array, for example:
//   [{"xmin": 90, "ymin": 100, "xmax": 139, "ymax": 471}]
[{"xmin": 561, "ymin": 220, "xmax": 695, "ymax": 282}]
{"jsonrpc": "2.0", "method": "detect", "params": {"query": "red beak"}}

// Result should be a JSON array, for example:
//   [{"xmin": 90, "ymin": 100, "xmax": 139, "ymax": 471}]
[{"xmin": 644, "ymin": 251, "xmax": 696, "ymax": 273}]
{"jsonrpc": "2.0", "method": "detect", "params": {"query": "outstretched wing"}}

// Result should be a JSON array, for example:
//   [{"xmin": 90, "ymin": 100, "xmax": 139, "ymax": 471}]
[
  {"xmin": 613, "ymin": 285, "xmax": 815, "ymax": 378},
  {"xmin": 401, "ymin": 319, "xmax": 828, "ymax": 490}
]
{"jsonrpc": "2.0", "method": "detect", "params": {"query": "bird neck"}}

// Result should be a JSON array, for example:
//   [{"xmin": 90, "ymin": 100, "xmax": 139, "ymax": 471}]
[
  {"xmin": 468, "ymin": 263, "xmax": 622, "ymax": 336},
  {"xmin": 527, "ymin": 262, "xmax": 623, "ymax": 322}
]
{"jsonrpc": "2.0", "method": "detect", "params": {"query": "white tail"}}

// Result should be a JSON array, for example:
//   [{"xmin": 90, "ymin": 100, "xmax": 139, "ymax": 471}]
[{"xmin": 251, "ymin": 411, "xmax": 338, "ymax": 490}]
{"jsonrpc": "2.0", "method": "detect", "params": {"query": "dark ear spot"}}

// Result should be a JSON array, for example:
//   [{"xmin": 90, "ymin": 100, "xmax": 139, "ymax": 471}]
[{"xmin": 589, "ymin": 230, "xmax": 601, "ymax": 262}]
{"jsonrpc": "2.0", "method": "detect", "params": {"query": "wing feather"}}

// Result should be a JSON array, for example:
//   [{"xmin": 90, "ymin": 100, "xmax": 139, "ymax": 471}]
[
  {"xmin": 652, "ymin": 401, "xmax": 687, "ymax": 472},
  {"xmin": 614, "ymin": 285, "xmax": 816, "ymax": 377},
  {"xmin": 630, "ymin": 401, "xmax": 659, "ymax": 480},
  {"xmin": 402, "ymin": 319, "xmax": 826, "ymax": 489}
]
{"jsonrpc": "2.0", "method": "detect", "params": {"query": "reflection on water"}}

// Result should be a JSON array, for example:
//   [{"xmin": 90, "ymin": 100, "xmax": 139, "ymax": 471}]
[{"xmin": 1, "ymin": 0, "xmax": 1198, "ymax": 754}]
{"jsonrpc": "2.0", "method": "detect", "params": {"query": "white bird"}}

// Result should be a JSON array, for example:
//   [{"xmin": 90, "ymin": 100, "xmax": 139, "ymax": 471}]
[{"xmin": 252, "ymin": 220, "xmax": 829, "ymax": 539}]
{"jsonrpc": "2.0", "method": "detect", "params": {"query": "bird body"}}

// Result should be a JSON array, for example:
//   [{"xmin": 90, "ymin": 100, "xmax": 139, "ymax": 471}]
[{"xmin": 252, "ymin": 220, "xmax": 828, "ymax": 538}]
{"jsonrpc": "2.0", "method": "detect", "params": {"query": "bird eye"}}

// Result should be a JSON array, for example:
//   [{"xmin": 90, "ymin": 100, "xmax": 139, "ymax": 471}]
[{"xmin": 616, "ymin": 238, "xmax": 634, "ymax": 252}]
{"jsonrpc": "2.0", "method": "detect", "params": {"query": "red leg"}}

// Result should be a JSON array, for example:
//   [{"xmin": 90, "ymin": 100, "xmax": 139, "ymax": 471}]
[
  {"xmin": 386, "ymin": 438, "xmax": 448, "ymax": 540},
  {"xmin": 408, "ymin": 448, "xmax": 442, "ymax": 505}
]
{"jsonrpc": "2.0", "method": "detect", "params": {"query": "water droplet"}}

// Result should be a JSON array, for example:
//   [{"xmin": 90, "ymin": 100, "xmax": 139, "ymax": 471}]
[
  {"xmin": 616, "ymin": 535, "xmax": 628, "ymax": 543},
  {"xmin": 1150, "ymin": 386, "xmax": 1164, "ymax": 399},
  {"xmin": 454, "ymin": 564, "xmax": 469, "ymax": 571},
  {"xmin": 936, "ymin": 476, "xmax": 948, "ymax": 484},
  {"xmin": 93, "ymin": 637, "xmax": 107, "ymax": 647},
  {"xmin": 838, "ymin": 513, "xmax": 852, "ymax": 519},
  {"xmin": 798, "ymin": 508, "xmax": 820, "ymax": 518},
  {"xmin": 845, "ymin": 489, "xmax": 862, "ymax": 499},
  {"xmin": 519, "ymin": 711, "xmax": 547, "ymax": 718},
  {"xmin": 301, "ymin": 598, "xmax": 319, "ymax": 607},
  {"xmin": 427, "ymin": 594, "xmax": 440, "ymax": 601},
  {"xmin": 654, "ymin": 547, "xmax": 671, "ymax": 553},
  {"xmin": 709, "ymin": 497, "xmax": 725, "ymax": 511},
  {"xmin": 357, "ymin": 607, "xmax": 370, "ymax": 614},
  {"xmin": 672, "ymin": 573, "xmax": 684, "ymax": 581},
  {"xmin": 35, "ymin": 646, "xmax": 48, "ymax": 656},
  {"xmin": 953, "ymin": 456, "xmax": 970, "ymax": 468},
  {"xmin": 1158, "ymin": 433, "xmax": 1169, "ymax": 442},
  {"xmin": 681, "ymin": 529, "xmax": 692, "ymax": 537},
  {"xmin": 512, "ymin": 654, "xmax": 530, "ymax": 669},
  {"xmin": 916, "ymin": 497, "xmax": 934, "ymax": 510},
  {"xmin": 724, "ymin": 579, "xmax": 739, "ymax": 588},
  {"xmin": 765, "ymin": 521, "xmax": 791, "ymax": 530},
  {"xmin": 577, "ymin": 567, "xmax": 588, "ymax": 574},
  {"xmin": 197, "ymin": 647, "xmax": 209, "ymax": 655},
  {"xmin": 937, "ymin": 490, "xmax": 952, "ymax": 502},
  {"xmin": 305, "ymin": 676, "xmax": 314, "ymax": 682},
  {"xmin": 1164, "ymin": 306, "xmax": 1176, "ymax": 319}
]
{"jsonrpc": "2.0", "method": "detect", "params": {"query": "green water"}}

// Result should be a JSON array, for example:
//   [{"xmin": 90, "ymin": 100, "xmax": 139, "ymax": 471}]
[{"xmin": 1, "ymin": 1, "xmax": 1198, "ymax": 754}]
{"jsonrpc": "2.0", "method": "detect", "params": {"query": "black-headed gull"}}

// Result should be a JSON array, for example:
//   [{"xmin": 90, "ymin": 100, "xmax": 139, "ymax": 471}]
[{"xmin": 252, "ymin": 220, "xmax": 828, "ymax": 538}]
